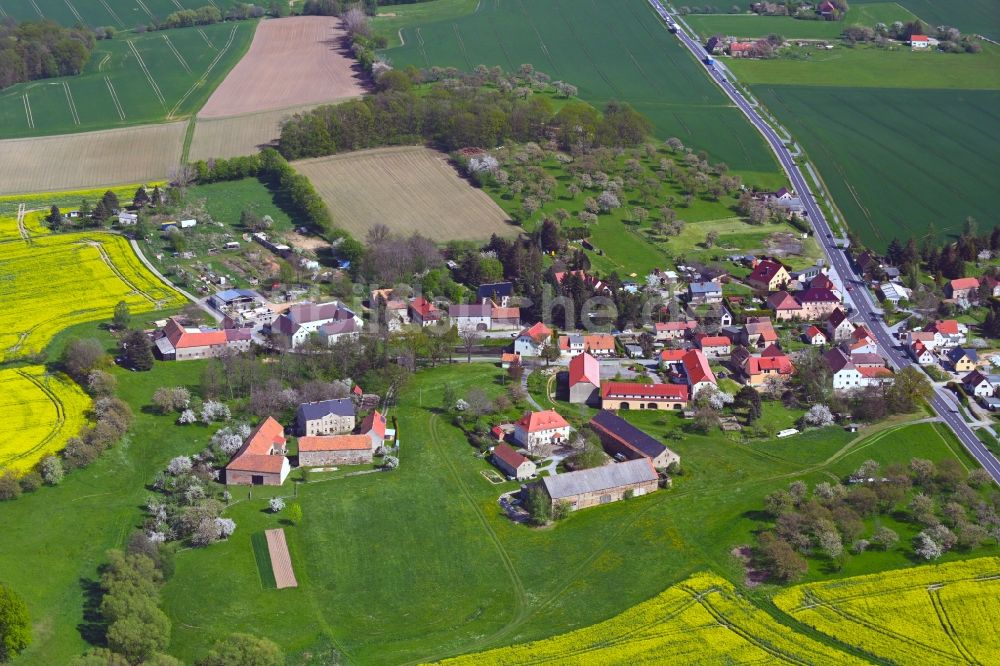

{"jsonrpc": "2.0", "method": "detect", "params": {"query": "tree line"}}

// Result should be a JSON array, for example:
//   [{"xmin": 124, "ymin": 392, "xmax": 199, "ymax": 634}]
[
  {"xmin": 277, "ymin": 68, "xmax": 650, "ymax": 160},
  {"xmin": 0, "ymin": 20, "xmax": 96, "ymax": 89}
]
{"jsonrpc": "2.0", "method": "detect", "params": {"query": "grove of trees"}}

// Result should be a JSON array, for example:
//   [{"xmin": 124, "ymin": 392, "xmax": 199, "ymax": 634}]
[{"xmin": 0, "ymin": 20, "xmax": 95, "ymax": 89}]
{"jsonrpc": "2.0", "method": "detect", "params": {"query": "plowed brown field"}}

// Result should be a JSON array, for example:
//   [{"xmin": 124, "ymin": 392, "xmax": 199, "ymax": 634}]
[
  {"xmin": 265, "ymin": 528, "xmax": 297, "ymax": 590},
  {"xmin": 0, "ymin": 123, "xmax": 185, "ymax": 195},
  {"xmin": 198, "ymin": 16, "xmax": 366, "ymax": 119},
  {"xmin": 292, "ymin": 147, "xmax": 517, "ymax": 242}
]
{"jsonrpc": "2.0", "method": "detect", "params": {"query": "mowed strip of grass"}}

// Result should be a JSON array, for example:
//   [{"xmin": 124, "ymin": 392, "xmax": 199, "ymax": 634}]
[
  {"xmin": 753, "ymin": 84, "xmax": 1000, "ymax": 249},
  {"xmin": 382, "ymin": 0, "xmax": 781, "ymax": 175},
  {"xmin": 251, "ymin": 531, "xmax": 278, "ymax": 589},
  {"xmin": 158, "ymin": 363, "xmax": 995, "ymax": 664},
  {"xmin": 729, "ymin": 43, "xmax": 1000, "ymax": 89},
  {"xmin": 0, "ymin": 21, "xmax": 254, "ymax": 139}
]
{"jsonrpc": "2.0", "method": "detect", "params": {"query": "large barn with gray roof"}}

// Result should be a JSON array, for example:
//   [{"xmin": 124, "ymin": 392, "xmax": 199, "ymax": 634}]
[{"xmin": 539, "ymin": 458, "xmax": 658, "ymax": 511}]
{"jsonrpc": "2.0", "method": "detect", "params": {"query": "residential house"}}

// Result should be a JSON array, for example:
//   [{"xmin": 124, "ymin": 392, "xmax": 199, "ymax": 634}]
[
  {"xmin": 682, "ymin": 349, "xmax": 716, "ymax": 395},
  {"xmin": 568, "ymin": 352, "xmax": 600, "ymax": 405},
  {"xmin": 688, "ymin": 281, "xmax": 723, "ymax": 305},
  {"xmin": 766, "ymin": 291, "xmax": 803, "ymax": 321},
  {"xmin": 962, "ymin": 370, "xmax": 994, "ymax": 398},
  {"xmin": 910, "ymin": 341, "xmax": 936, "ymax": 365},
  {"xmin": 298, "ymin": 435, "xmax": 373, "ymax": 467},
  {"xmin": 923, "ymin": 320, "xmax": 968, "ymax": 349},
  {"xmin": 409, "ymin": 297, "xmax": 442, "ymax": 326},
  {"xmin": 493, "ymin": 443, "xmax": 537, "ymax": 480},
  {"xmin": 824, "ymin": 348, "xmax": 892, "ymax": 391},
  {"xmin": 825, "ymin": 308, "xmax": 854, "ymax": 342},
  {"xmin": 658, "ymin": 348, "xmax": 686, "ymax": 367},
  {"xmin": 946, "ymin": 347, "xmax": 978, "ymax": 374},
  {"xmin": 745, "ymin": 350, "xmax": 794, "ymax": 389},
  {"xmin": 513, "ymin": 410, "xmax": 571, "ymax": 451},
  {"xmin": 910, "ymin": 34, "xmax": 929, "ymax": 48},
  {"xmin": 729, "ymin": 41, "xmax": 755, "ymax": 57},
  {"xmin": 747, "ymin": 259, "xmax": 790, "ymax": 292},
  {"xmin": 225, "ymin": 417, "xmax": 289, "ymax": 485},
  {"xmin": 448, "ymin": 303, "xmax": 493, "ymax": 331},
  {"xmin": 514, "ymin": 322, "xmax": 553, "ymax": 356},
  {"xmin": 600, "ymin": 382, "xmax": 689, "ymax": 411},
  {"xmin": 908, "ymin": 330, "xmax": 938, "ymax": 351},
  {"xmin": 848, "ymin": 326, "xmax": 878, "ymax": 355},
  {"xmin": 501, "ymin": 352, "xmax": 521, "ymax": 369},
  {"xmin": 742, "ymin": 318, "xmax": 779, "ymax": 348},
  {"xmin": 697, "ymin": 335, "xmax": 732, "ymax": 358},
  {"xmin": 360, "ymin": 410, "xmax": 389, "ymax": 450},
  {"xmin": 296, "ymin": 398, "xmax": 356, "ymax": 436},
  {"xmin": 947, "ymin": 277, "xmax": 980, "ymax": 301},
  {"xmin": 153, "ymin": 317, "xmax": 251, "ymax": 361},
  {"xmin": 590, "ymin": 410, "xmax": 680, "ymax": 469},
  {"xmin": 654, "ymin": 320, "xmax": 697, "ymax": 342},
  {"xmin": 803, "ymin": 325, "xmax": 827, "ymax": 346},
  {"xmin": 539, "ymin": 458, "xmax": 659, "ymax": 512},
  {"xmin": 383, "ymin": 299, "xmax": 410, "ymax": 330},
  {"xmin": 491, "ymin": 306, "xmax": 522, "ymax": 330},
  {"xmin": 477, "ymin": 282, "xmax": 513, "ymax": 307},
  {"xmin": 797, "ymin": 288, "xmax": 841, "ymax": 319},
  {"xmin": 271, "ymin": 301, "xmax": 362, "ymax": 349}
]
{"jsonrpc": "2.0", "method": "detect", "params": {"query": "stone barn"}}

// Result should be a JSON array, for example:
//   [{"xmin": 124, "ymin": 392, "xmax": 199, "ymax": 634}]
[
  {"xmin": 225, "ymin": 417, "xmax": 290, "ymax": 485},
  {"xmin": 298, "ymin": 435, "xmax": 373, "ymax": 467},
  {"xmin": 539, "ymin": 458, "xmax": 658, "ymax": 511}
]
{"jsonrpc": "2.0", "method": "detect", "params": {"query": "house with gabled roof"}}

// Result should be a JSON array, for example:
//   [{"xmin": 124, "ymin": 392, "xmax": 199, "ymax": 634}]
[
  {"xmin": 741, "ymin": 317, "xmax": 778, "ymax": 348},
  {"xmin": 797, "ymin": 288, "xmax": 841, "ymax": 319},
  {"xmin": 962, "ymin": 370, "xmax": 994, "ymax": 398},
  {"xmin": 360, "ymin": 410, "xmax": 389, "ymax": 450},
  {"xmin": 825, "ymin": 308, "xmax": 854, "ymax": 342},
  {"xmin": 688, "ymin": 281, "xmax": 723, "ymax": 304},
  {"xmin": 477, "ymin": 282, "xmax": 514, "ymax": 307},
  {"xmin": 568, "ymin": 352, "xmax": 600, "ymax": 405},
  {"xmin": 803, "ymin": 325, "xmax": 827, "ymax": 346},
  {"xmin": 492, "ymin": 443, "xmax": 536, "ymax": 481},
  {"xmin": 946, "ymin": 347, "xmax": 978, "ymax": 374},
  {"xmin": 225, "ymin": 417, "xmax": 289, "ymax": 485},
  {"xmin": 272, "ymin": 301, "xmax": 362, "ymax": 348},
  {"xmin": 298, "ymin": 434, "xmax": 373, "ymax": 467},
  {"xmin": 296, "ymin": 398, "xmax": 356, "ymax": 436},
  {"xmin": 947, "ymin": 277, "xmax": 980, "ymax": 301},
  {"xmin": 590, "ymin": 410, "xmax": 679, "ymax": 469},
  {"xmin": 154, "ymin": 317, "xmax": 252, "ymax": 361},
  {"xmin": 748, "ymin": 259, "xmax": 790, "ymax": 292},
  {"xmin": 923, "ymin": 320, "xmax": 967, "ymax": 348},
  {"xmin": 514, "ymin": 322, "xmax": 553, "ymax": 356},
  {"xmin": 600, "ymin": 382, "xmax": 688, "ymax": 411},
  {"xmin": 682, "ymin": 349, "xmax": 716, "ymax": 395},
  {"xmin": 745, "ymin": 352, "xmax": 794, "ymax": 389},
  {"xmin": 654, "ymin": 320, "xmax": 697, "ymax": 342},
  {"xmin": 697, "ymin": 334, "xmax": 732, "ymax": 358},
  {"xmin": 910, "ymin": 341, "xmax": 936, "ymax": 365},
  {"xmin": 409, "ymin": 297, "xmax": 442, "ymax": 327},
  {"xmin": 767, "ymin": 291, "xmax": 803, "ymax": 321},
  {"xmin": 449, "ymin": 303, "xmax": 493, "ymax": 331},
  {"xmin": 513, "ymin": 409, "xmax": 571, "ymax": 451},
  {"xmin": 539, "ymin": 458, "xmax": 659, "ymax": 511}
]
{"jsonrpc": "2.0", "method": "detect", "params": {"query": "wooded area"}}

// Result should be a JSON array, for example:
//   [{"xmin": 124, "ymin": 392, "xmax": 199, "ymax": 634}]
[{"xmin": 0, "ymin": 20, "xmax": 95, "ymax": 89}]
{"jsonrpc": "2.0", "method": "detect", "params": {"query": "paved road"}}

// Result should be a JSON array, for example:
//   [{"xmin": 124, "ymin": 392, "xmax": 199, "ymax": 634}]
[{"xmin": 648, "ymin": 0, "xmax": 1000, "ymax": 484}]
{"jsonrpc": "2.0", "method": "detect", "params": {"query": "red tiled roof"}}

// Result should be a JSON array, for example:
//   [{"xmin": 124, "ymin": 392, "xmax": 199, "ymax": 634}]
[
  {"xmin": 682, "ymin": 349, "xmax": 715, "ymax": 386},
  {"xmin": 806, "ymin": 325, "xmax": 824, "ymax": 338},
  {"xmin": 761, "ymin": 344, "xmax": 784, "ymax": 358},
  {"xmin": 926, "ymin": 319, "xmax": 960, "ymax": 335},
  {"xmin": 410, "ymin": 297, "xmax": 439, "ymax": 319},
  {"xmin": 493, "ymin": 442, "xmax": 530, "ymax": 469},
  {"xmin": 227, "ymin": 417, "xmax": 286, "ymax": 474},
  {"xmin": 226, "ymin": 454, "xmax": 286, "ymax": 474},
  {"xmin": 569, "ymin": 352, "xmax": 600, "ymax": 388},
  {"xmin": 766, "ymin": 291, "xmax": 800, "ymax": 310},
  {"xmin": 361, "ymin": 410, "xmax": 386, "ymax": 440},
  {"xmin": 731, "ymin": 42, "xmax": 754, "ymax": 52},
  {"xmin": 164, "ymin": 317, "xmax": 230, "ymax": 349},
  {"xmin": 601, "ymin": 381, "xmax": 689, "ymax": 401},
  {"xmin": 699, "ymin": 336, "xmax": 731, "ymax": 348},
  {"xmin": 518, "ymin": 322, "xmax": 552, "ymax": 343},
  {"xmin": 584, "ymin": 334, "xmax": 615, "ymax": 352},
  {"xmin": 659, "ymin": 349, "xmax": 686, "ymax": 362},
  {"xmin": 517, "ymin": 409, "xmax": 569, "ymax": 433},
  {"xmin": 949, "ymin": 277, "xmax": 979, "ymax": 291},
  {"xmin": 748, "ymin": 355, "xmax": 793, "ymax": 375},
  {"xmin": 656, "ymin": 321, "xmax": 697, "ymax": 332},
  {"xmin": 810, "ymin": 273, "xmax": 835, "ymax": 290},
  {"xmin": 298, "ymin": 434, "xmax": 371, "ymax": 452},
  {"xmin": 827, "ymin": 308, "xmax": 849, "ymax": 328},
  {"xmin": 910, "ymin": 34, "xmax": 928, "ymax": 41},
  {"xmin": 501, "ymin": 352, "xmax": 521, "ymax": 363},
  {"xmin": 859, "ymin": 366, "xmax": 892, "ymax": 378}
]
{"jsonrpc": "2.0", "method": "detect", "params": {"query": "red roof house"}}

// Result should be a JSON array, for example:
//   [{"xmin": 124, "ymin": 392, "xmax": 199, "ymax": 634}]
[
  {"xmin": 225, "ymin": 417, "xmax": 290, "ymax": 485},
  {"xmin": 568, "ymin": 352, "xmax": 601, "ymax": 404},
  {"xmin": 682, "ymin": 349, "xmax": 716, "ymax": 393}
]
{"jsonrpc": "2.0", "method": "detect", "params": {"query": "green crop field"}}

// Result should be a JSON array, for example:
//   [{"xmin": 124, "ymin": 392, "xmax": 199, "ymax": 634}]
[
  {"xmin": 0, "ymin": 20, "xmax": 254, "ymax": 139},
  {"xmin": 381, "ymin": 0, "xmax": 781, "ymax": 177},
  {"xmin": 750, "ymin": 85, "xmax": 1000, "ymax": 249},
  {"xmin": 0, "ymin": 0, "xmax": 250, "ymax": 28}
]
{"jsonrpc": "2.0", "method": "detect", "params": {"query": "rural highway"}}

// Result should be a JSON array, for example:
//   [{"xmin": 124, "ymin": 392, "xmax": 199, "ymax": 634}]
[{"xmin": 648, "ymin": 0, "xmax": 1000, "ymax": 484}]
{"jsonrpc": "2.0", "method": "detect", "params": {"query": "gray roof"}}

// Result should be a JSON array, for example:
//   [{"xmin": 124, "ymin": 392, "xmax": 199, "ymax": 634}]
[
  {"xmin": 296, "ymin": 398, "xmax": 355, "ymax": 422},
  {"xmin": 689, "ymin": 281, "xmax": 721, "ymax": 294},
  {"xmin": 542, "ymin": 459, "xmax": 657, "ymax": 500},
  {"xmin": 449, "ymin": 303, "xmax": 492, "ymax": 318}
]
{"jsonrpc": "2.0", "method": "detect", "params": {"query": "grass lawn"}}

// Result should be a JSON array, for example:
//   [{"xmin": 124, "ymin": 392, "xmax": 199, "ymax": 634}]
[
  {"xmin": 685, "ymin": 14, "xmax": 849, "ymax": 40},
  {"xmin": 373, "ymin": 0, "xmax": 479, "ymax": 48},
  {"xmin": 185, "ymin": 178, "xmax": 295, "ymax": 232},
  {"xmin": 729, "ymin": 42, "xmax": 1000, "ymax": 89}
]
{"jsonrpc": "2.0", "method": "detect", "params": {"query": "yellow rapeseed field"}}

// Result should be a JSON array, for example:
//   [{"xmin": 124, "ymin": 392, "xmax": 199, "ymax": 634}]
[
  {"xmin": 0, "ymin": 231, "xmax": 185, "ymax": 361},
  {"xmin": 439, "ymin": 572, "xmax": 866, "ymax": 665},
  {"xmin": 775, "ymin": 556, "xmax": 1000, "ymax": 664},
  {"xmin": 0, "ymin": 366, "xmax": 90, "ymax": 473}
]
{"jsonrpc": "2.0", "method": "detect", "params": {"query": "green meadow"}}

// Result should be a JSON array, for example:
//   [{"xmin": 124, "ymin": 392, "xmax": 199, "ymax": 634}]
[
  {"xmin": 684, "ymin": 3, "xmax": 923, "ymax": 40},
  {"xmin": 380, "ymin": 0, "xmax": 782, "ymax": 176},
  {"xmin": 0, "ymin": 20, "xmax": 254, "ymax": 138},
  {"xmin": 0, "ymin": 0, "xmax": 247, "ymax": 28}
]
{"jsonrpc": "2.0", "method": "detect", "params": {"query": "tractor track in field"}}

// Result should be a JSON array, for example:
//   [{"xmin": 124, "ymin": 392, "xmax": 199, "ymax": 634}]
[
  {"xmin": 0, "ymin": 370, "xmax": 67, "ymax": 467},
  {"xmin": 127, "ymin": 40, "xmax": 165, "ymax": 106},
  {"xmin": 62, "ymin": 0, "xmax": 82, "ymax": 23},
  {"xmin": 162, "ymin": 34, "xmax": 191, "ymax": 73},
  {"xmin": 76, "ymin": 239, "xmax": 156, "ymax": 304},
  {"xmin": 98, "ymin": 0, "xmax": 125, "ymax": 27},
  {"xmin": 104, "ymin": 77, "xmax": 126, "ymax": 120},
  {"xmin": 170, "ymin": 24, "xmax": 238, "ymax": 118},
  {"xmin": 63, "ymin": 82, "xmax": 80, "ymax": 125}
]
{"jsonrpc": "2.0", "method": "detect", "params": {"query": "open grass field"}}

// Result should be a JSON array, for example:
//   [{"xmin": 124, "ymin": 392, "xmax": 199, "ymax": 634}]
[
  {"xmin": 729, "ymin": 43, "xmax": 1000, "ymax": 89},
  {"xmin": 0, "ymin": 21, "xmax": 254, "ymax": 139},
  {"xmin": 442, "ymin": 571, "xmax": 869, "ymax": 664},
  {"xmin": 0, "ymin": 231, "xmax": 185, "ymax": 361},
  {"xmin": 381, "ymin": 0, "xmax": 781, "ymax": 177},
  {"xmin": 156, "ymin": 362, "xmax": 995, "ymax": 664},
  {"xmin": 293, "ymin": 146, "xmax": 517, "ymax": 242},
  {"xmin": 373, "ymin": 0, "xmax": 478, "ymax": 48},
  {"xmin": 0, "ymin": 123, "xmax": 185, "ymax": 195},
  {"xmin": 751, "ymin": 85, "xmax": 1000, "ymax": 249},
  {"xmin": 198, "ymin": 16, "xmax": 366, "ymax": 118},
  {"xmin": 187, "ymin": 103, "xmax": 323, "ymax": 161},
  {"xmin": 0, "ymin": 0, "xmax": 252, "ymax": 28},
  {"xmin": 776, "ymin": 557, "xmax": 1000, "ymax": 663},
  {"xmin": 0, "ymin": 366, "xmax": 91, "ymax": 473},
  {"xmin": 684, "ymin": 3, "xmax": 922, "ymax": 40}
]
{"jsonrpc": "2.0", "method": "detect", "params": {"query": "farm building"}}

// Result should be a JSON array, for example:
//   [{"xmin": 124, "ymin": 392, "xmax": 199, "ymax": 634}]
[
  {"xmin": 568, "ymin": 352, "xmax": 600, "ymax": 405},
  {"xmin": 296, "ymin": 398, "xmax": 356, "ymax": 436},
  {"xmin": 360, "ymin": 410, "xmax": 390, "ymax": 449},
  {"xmin": 600, "ymin": 382, "xmax": 688, "ymax": 410},
  {"xmin": 513, "ymin": 409, "xmax": 571, "ymax": 451},
  {"xmin": 539, "ymin": 458, "xmax": 659, "ymax": 511},
  {"xmin": 796, "ymin": 288, "xmax": 841, "ymax": 319},
  {"xmin": 298, "ymin": 435, "xmax": 373, "ymax": 467},
  {"xmin": 589, "ymin": 410, "xmax": 679, "ymax": 469},
  {"xmin": 153, "ymin": 317, "xmax": 252, "ymax": 361},
  {"xmin": 271, "ymin": 301, "xmax": 362, "ymax": 348},
  {"xmin": 682, "ymin": 349, "xmax": 716, "ymax": 395},
  {"xmin": 225, "ymin": 417, "xmax": 289, "ymax": 485},
  {"xmin": 492, "ymin": 443, "xmax": 536, "ymax": 481}
]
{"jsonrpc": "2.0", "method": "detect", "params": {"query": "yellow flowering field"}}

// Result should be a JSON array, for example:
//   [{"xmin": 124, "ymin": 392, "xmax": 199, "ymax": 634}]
[
  {"xmin": 0, "ymin": 183, "xmax": 162, "ymax": 217},
  {"xmin": 0, "ymin": 232, "xmax": 185, "ymax": 361},
  {"xmin": 0, "ymin": 366, "xmax": 90, "ymax": 473},
  {"xmin": 774, "ymin": 557, "xmax": 1000, "ymax": 664},
  {"xmin": 439, "ymin": 572, "xmax": 865, "ymax": 665}
]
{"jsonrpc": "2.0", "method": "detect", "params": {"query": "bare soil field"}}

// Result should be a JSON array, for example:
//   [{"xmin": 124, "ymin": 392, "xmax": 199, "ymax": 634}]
[
  {"xmin": 265, "ymin": 528, "xmax": 298, "ymax": 589},
  {"xmin": 293, "ymin": 146, "xmax": 517, "ymax": 242},
  {"xmin": 0, "ymin": 123, "xmax": 185, "ymax": 195},
  {"xmin": 197, "ymin": 16, "xmax": 366, "ymax": 119},
  {"xmin": 188, "ymin": 104, "xmax": 327, "ymax": 161}
]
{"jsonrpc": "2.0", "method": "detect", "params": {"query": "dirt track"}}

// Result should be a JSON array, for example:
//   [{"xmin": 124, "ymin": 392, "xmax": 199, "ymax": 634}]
[
  {"xmin": 293, "ymin": 146, "xmax": 517, "ymax": 242},
  {"xmin": 198, "ymin": 16, "xmax": 366, "ymax": 119},
  {"xmin": 265, "ymin": 528, "xmax": 298, "ymax": 589}
]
